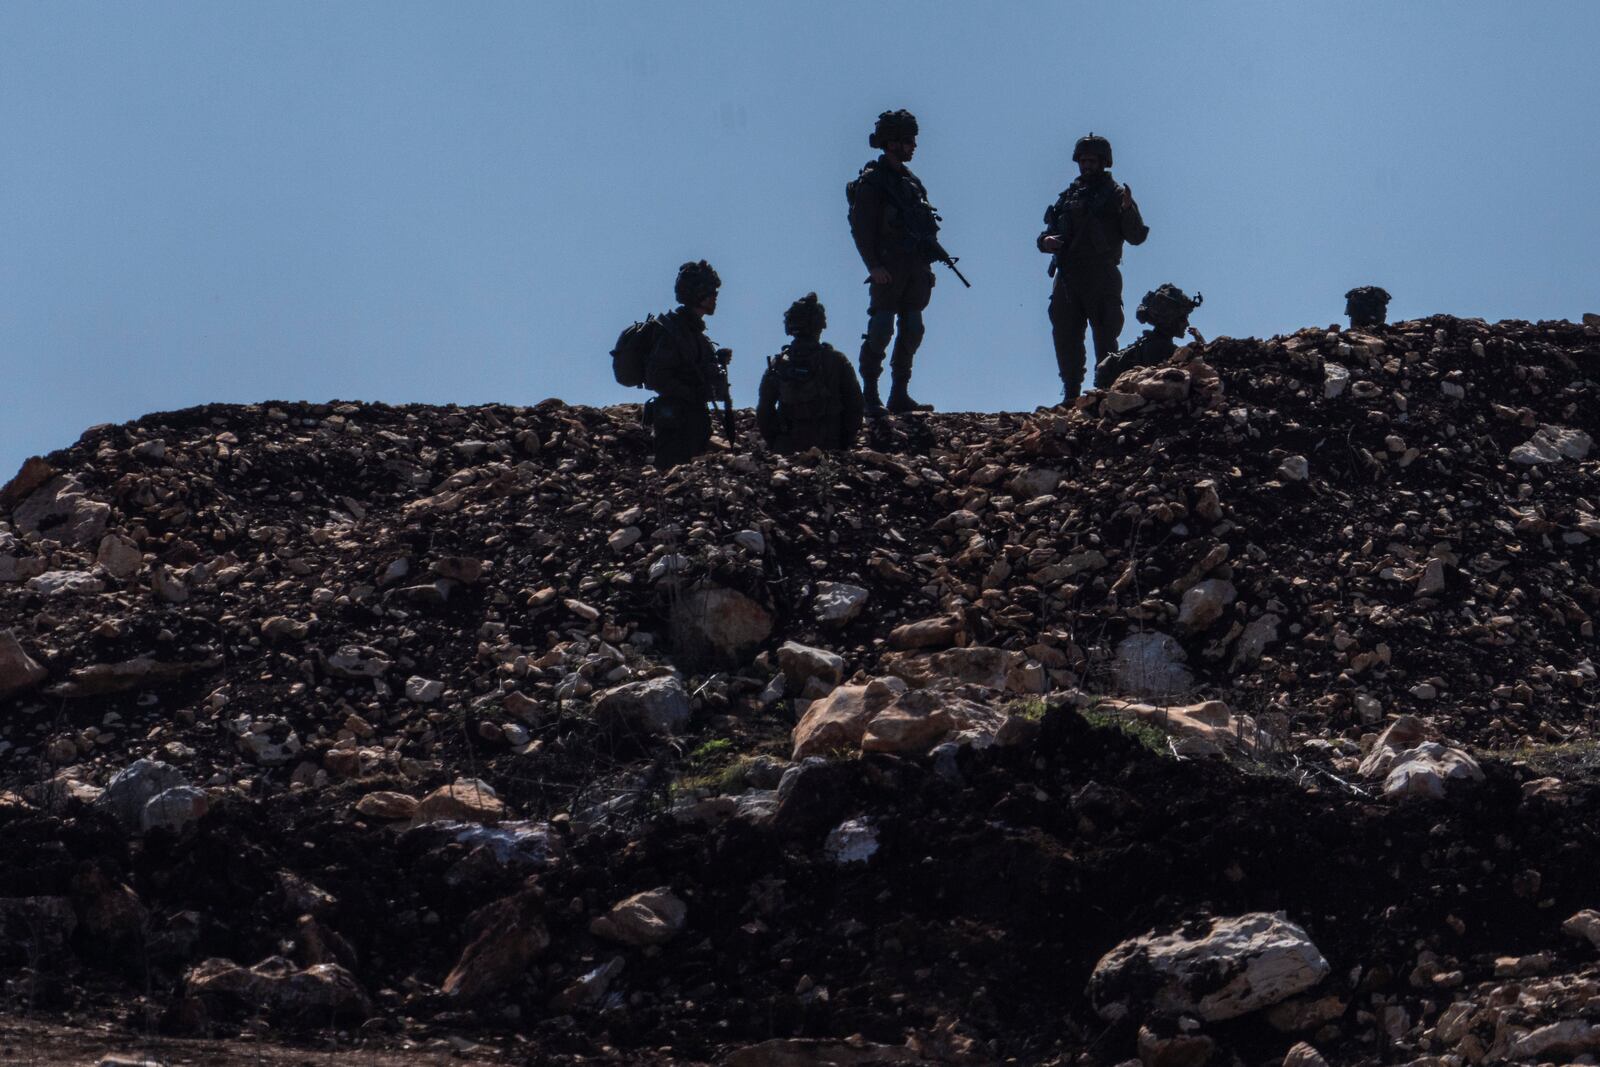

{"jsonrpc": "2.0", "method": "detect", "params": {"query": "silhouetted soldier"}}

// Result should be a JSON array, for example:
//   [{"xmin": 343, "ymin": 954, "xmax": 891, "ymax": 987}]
[
  {"xmin": 757, "ymin": 293, "xmax": 864, "ymax": 453},
  {"xmin": 1095, "ymin": 284, "xmax": 1204, "ymax": 389},
  {"xmin": 644, "ymin": 260, "xmax": 730, "ymax": 468},
  {"xmin": 1345, "ymin": 286, "xmax": 1391, "ymax": 329},
  {"xmin": 1039, "ymin": 133, "xmax": 1148, "ymax": 402},
  {"xmin": 848, "ymin": 109, "xmax": 944, "ymax": 416}
]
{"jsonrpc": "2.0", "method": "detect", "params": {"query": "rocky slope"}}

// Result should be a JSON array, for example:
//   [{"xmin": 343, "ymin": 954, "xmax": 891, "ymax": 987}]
[{"xmin": 1, "ymin": 314, "xmax": 1598, "ymax": 1066}]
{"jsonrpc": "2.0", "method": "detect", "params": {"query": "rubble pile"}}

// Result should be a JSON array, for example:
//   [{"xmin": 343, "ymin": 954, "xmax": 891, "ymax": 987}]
[{"xmin": 0, "ymin": 314, "xmax": 1598, "ymax": 1065}]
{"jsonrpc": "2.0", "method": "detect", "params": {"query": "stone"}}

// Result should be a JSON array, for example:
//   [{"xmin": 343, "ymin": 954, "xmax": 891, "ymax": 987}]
[
  {"xmin": 670, "ymin": 583, "xmax": 772, "ymax": 663},
  {"xmin": 733, "ymin": 528, "xmax": 765, "ymax": 554},
  {"xmin": 589, "ymin": 888, "xmax": 687, "ymax": 947},
  {"xmin": 141, "ymin": 785, "xmax": 209, "ymax": 834},
  {"xmin": 882, "ymin": 645, "xmax": 1019, "ymax": 691},
  {"xmin": 1322, "ymin": 363, "xmax": 1349, "ymax": 399},
  {"xmin": 12, "ymin": 475, "xmax": 110, "ymax": 547},
  {"xmin": 1008, "ymin": 466, "xmax": 1063, "ymax": 498},
  {"xmin": 405, "ymin": 676, "xmax": 445, "ymax": 703},
  {"xmin": 1114, "ymin": 632, "xmax": 1194, "ymax": 700},
  {"xmin": 608, "ymin": 527, "xmax": 641, "ymax": 552},
  {"xmin": 150, "ymin": 564, "xmax": 190, "ymax": 603},
  {"xmin": 861, "ymin": 688, "xmax": 1003, "ymax": 755},
  {"xmin": 0, "ymin": 631, "xmax": 47, "ymax": 697},
  {"xmin": 1177, "ymin": 579, "xmax": 1236, "ymax": 634},
  {"xmin": 887, "ymin": 614, "xmax": 963, "ymax": 651},
  {"xmin": 0, "ymin": 896, "xmax": 77, "ymax": 960},
  {"xmin": 1415, "ymin": 557, "xmax": 1447, "ymax": 597},
  {"xmin": 26, "ymin": 570, "xmax": 106, "ymax": 597},
  {"xmin": 261, "ymin": 616, "xmax": 310, "ymax": 641},
  {"xmin": 354, "ymin": 791, "xmax": 418, "ymax": 820},
  {"xmin": 1382, "ymin": 742, "xmax": 1484, "ymax": 799},
  {"xmin": 430, "ymin": 556, "xmax": 484, "ymax": 584},
  {"xmin": 1088, "ymin": 912, "xmax": 1330, "ymax": 1023},
  {"xmin": 95, "ymin": 759, "xmax": 188, "ymax": 830},
  {"xmin": 595, "ymin": 676, "xmax": 691, "ymax": 736},
  {"xmin": 1104, "ymin": 699, "xmax": 1255, "ymax": 758},
  {"xmin": 1136, "ymin": 1026, "xmax": 1215, "ymax": 1067},
  {"xmin": 1510, "ymin": 424, "xmax": 1593, "ymax": 465},
  {"xmin": 1357, "ymin": 715, "xmax": 1428, "ymax": 778},
  {"xmin": 792, "ymin": 677, "xmax": 907, "ymax": 759},
  {"xmin": 813, "ymin": 581, "xmax": 869, "ymax": 626},
  {"xmin": 1508, "ymin": 1020, "xmax": 1600, "ymax": 1061},
  {"xmin": 412, "ymin": 779, "xmax": 506, "ymax": 826},
  {"xmin": 184, "ymin": 956, "xmax": 370, "ymax": 1020},
  {"xmin": 1278, "ymin": 455, "xmax": 1309, "ymax": 482},
  {"xmin": 824, "ymin": 818, "xmax": 879, "ymax": 865},
  {"xmin": 323, "ymin": 645, "xmax": 392, "ymax": 679},
  {"xmin": 95, "ymin": 533, "xmax": 143, "ymax": 579},
  {"xmin": 442, "ymin": 890, "xmax": 549, "ymax": 1002},
  {"xmin": 1561, "ymin": 909, "xmax": 1600, "ymax": 951},
  {"xmin": 1281, "ymin": 1042, "xmax": 1329, "ymax": 1067},
  {"xmin": 777, "ymin": 642, "xmax": 846, "ymax": 695}
]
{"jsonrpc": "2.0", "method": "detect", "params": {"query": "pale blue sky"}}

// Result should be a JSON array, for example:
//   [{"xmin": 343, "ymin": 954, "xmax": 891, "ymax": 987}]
[{"xmin": 3, "ymin": 2, "xmax": 1597, "ymax": 477}]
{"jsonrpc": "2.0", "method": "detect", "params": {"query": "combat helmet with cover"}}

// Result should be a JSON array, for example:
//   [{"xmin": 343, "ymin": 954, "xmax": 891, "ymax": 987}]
[
  {"xmin": 675, "ymin": 260, "xmax": 722, "ymax": 307},
  {"xmin": 868, "ymin": 109, "xmax": 919, "ymax": 149},
  {"xmin": 1135, "ymin": 283, "xmax": 1203, "ymax": 335},
  {"xmin": 1344, "ymin": 285, "xmax": 1391, "ymax": 328},
  {"xmin": 1073, "ymin": 132, "xmax": 1113, "ymax": 166},
  {"xmin": 783, "ymin": 292, "xmax": 827, "ymax": 339}
]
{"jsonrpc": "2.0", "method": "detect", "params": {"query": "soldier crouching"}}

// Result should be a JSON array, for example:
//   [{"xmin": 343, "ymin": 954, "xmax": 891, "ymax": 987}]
[
  {"xmin": 757, "ymin": 293, "xmax": 864, "ymax": 453},
  {"xmin": 1095, "ymin": 284, "xmax": 1204, "ymax": 389}
]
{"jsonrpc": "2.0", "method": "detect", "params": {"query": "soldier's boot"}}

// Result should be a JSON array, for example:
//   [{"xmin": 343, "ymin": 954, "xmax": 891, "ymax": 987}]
[
  {"xmin": 863, "ymin": 375, "xmax": 887, "ymax": 419},
  {"xmin": 887, "ymin": 373, "xmax": 932, "ymax": 414}
]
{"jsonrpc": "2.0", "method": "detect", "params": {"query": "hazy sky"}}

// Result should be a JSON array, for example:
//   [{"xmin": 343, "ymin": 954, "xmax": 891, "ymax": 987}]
[{"xmin": 3, "ymin": 2, "xmax": 1598, "ymax": 477}]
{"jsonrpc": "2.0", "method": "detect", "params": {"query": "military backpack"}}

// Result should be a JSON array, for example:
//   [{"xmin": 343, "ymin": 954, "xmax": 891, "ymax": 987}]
[
  {"xmin": 609, "ymin": 316, "xmax": 661, "ymax": 388},
  {"xmin": 772, "ymin": 348, "xmax": 834, "ymax": 427}
]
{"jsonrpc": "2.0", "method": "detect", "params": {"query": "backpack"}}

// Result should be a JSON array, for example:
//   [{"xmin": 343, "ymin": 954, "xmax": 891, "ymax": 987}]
[
  {"xmin": 610, "ymin": 316, "xmax": 661, "ymax": 388},
  {"xmin": 774, "ymin": 347, "xmax": 834, "ymax": 425}
]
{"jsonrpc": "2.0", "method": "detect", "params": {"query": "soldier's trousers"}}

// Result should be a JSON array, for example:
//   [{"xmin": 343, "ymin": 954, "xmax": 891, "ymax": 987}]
[
  {"xmin": 860, "ymin": 261, "xmax": 934, "ymax": 383},
  {"xmin": 651, "ymin": 400, "xmax": 712, "ymax": 469},
  {"xmin": 1049, "ymin": 263, "xmax": 1125, "ymax": 398}
]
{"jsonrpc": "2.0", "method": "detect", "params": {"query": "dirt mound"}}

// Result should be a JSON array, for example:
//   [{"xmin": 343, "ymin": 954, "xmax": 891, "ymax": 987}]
[{"xmin": 1, "ymin": 314, "xmax": 1599, "ymax": 1064}]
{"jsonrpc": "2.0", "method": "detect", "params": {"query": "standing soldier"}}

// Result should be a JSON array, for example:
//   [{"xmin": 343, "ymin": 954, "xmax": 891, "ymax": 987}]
[
  {"xmin": 848, "ymin": 108, "xmax": 943, "ymax": 416},
  {"xmin": 643, "ymin": 260, "xmax": 731, "ymax": 468},
  {"xmin": 1345, "ymin": 286, "xmax": 1391, "ymax": 329},
  {"xmin": 1039, "ymin": 133, "xmax": 1149, "ymax": 401},
  {"xmin": 757, "ymin": 293, "xmax": 864, "ymax": 453}
]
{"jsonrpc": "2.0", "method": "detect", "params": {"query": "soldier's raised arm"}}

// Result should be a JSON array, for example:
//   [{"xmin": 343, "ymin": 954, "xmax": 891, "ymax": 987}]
[{"xmin": 1119, "ymin": 185, "xmax": 1149, "ymax": 246}]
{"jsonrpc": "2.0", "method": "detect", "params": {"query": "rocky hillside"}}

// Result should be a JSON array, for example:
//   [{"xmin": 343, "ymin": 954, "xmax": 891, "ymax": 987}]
[{"xmin": 1, "ymin": 315, "xmax": 1598, "ymax": 1066}]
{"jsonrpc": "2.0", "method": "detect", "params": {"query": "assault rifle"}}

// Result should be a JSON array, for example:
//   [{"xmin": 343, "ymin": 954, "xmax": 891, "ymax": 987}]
[{"xmin": 713, "ymin": 347, "xmax": 735, "ymax": 445}]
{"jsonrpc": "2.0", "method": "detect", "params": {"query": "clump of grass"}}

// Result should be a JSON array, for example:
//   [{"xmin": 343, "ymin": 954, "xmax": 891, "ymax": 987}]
[
  {"xmin": 673, "ymin": 738, "xmax": 757, "ymax": 796},
  {"xmin": 1007, "ymin": 696, "xmax": 1049, "ymax": 722},
  {"xmin": 1080, "ymin": 704, "xmax": 1171, "ymax": 756}
]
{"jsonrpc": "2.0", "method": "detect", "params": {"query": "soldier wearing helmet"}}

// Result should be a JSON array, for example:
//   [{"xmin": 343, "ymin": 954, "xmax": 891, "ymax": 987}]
[
  {"xmin": 1094, "ymin": 284, "xmax": 1204, "ymax": 389},
  {"xmin": 847, "ymin": 108, "xmax": 943, "ymax": 416},
  {"xmin": 644, "ymin": 260, "xmax": 732, "ymax": 468},
  {"xmin": 1038, "ymin": 133, "xmax": 1149, "ymax": 401},
  {"xmin": 1344, "ymin": 286, "xmax": 1391, "ymax": 329},
  {"xmin": 756, "ymin": 293, "xmax": 865, "ymax": 453}
]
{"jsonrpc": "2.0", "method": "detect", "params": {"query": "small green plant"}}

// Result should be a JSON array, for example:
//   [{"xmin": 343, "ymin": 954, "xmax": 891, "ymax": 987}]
[
  {"xmin": 1080, "ymin": 704, "xmax": 1171, "ymax": 756},
  {"xmin": 686, "ymin": 737, "xmax": 734, "ymax": 766},
  {"xmin": 1008, "ymin": 696, "xmax": 1049, "ymax": 721}
]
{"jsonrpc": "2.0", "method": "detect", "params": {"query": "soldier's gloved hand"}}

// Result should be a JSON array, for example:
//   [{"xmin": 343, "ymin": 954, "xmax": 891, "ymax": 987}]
[
  {"xmin": 1040, "ymin": 235, "xmax": 1063, "ymax": 253},
  {"xmin": 1120, "ymin": 185, "xmax": 1134, "ymax": 210},
  {"xmin": 868, "ymin": 267, "xmax": 893, "ymax": 285}
]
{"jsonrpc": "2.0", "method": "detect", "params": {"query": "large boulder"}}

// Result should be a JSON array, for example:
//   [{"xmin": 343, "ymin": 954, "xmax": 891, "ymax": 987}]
[
  {"xmin": 12, "ymin": 475, "xmax": 110, "ymax": 547},
  {"xmin": 95, "ymin": 759, "xmax": 188, "ymax": 830},
  {"xmin": 792, "ymin": 677, "xmax": 907, "ymax": 759},
  {"xmin": 184, "ymin": 956, "xmax": 370, "ymax": 1020},
  {"xmin": 860, "ymin": 687, "xmax": 1005, "ymax": 755},
  {"xmin": 1382, "ymin": 742, "xmax": 1484, "ymax": 799},
  {"xmin": 1113, "ymin": 632, "xmax": 1194, "ymax": 700},
  {"xmin": 442, "ymin": 890, "xmax": 549, "ymax": 1002},
  {"xmin": 595, "ymin": 676, "xmax": 692, "ymax": 736},
  {"xmin": 670, "ymin": 584, "xmax": 773, "ymax": 664},
  {"xmin": 1089, "ymin": 912, "xmax": 1330, "ymax": 1023}
]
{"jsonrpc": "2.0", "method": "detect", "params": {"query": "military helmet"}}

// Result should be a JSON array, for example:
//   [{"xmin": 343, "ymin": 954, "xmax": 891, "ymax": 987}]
[
  {"xmin": 674, "ymin": 260, "xmax": 721, "ymax": 307},
  {"xmin": 1073, "ymin": 132, "xmax": 1113, "ymax": 166},
  {"xmin": 1135, "ymin": 283, "xmax": 1203, "ymax": 330},
  {"xmin": 783, "ymin": 292, "xmax": 827, "ymax": 338},
  {"xmin": 869, "ymin": 109, "xmax": 919, "ymax": 149},
  {"xmin": 1344, "ymin": 285, "xmax": 1391, "ymax": 327}
]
